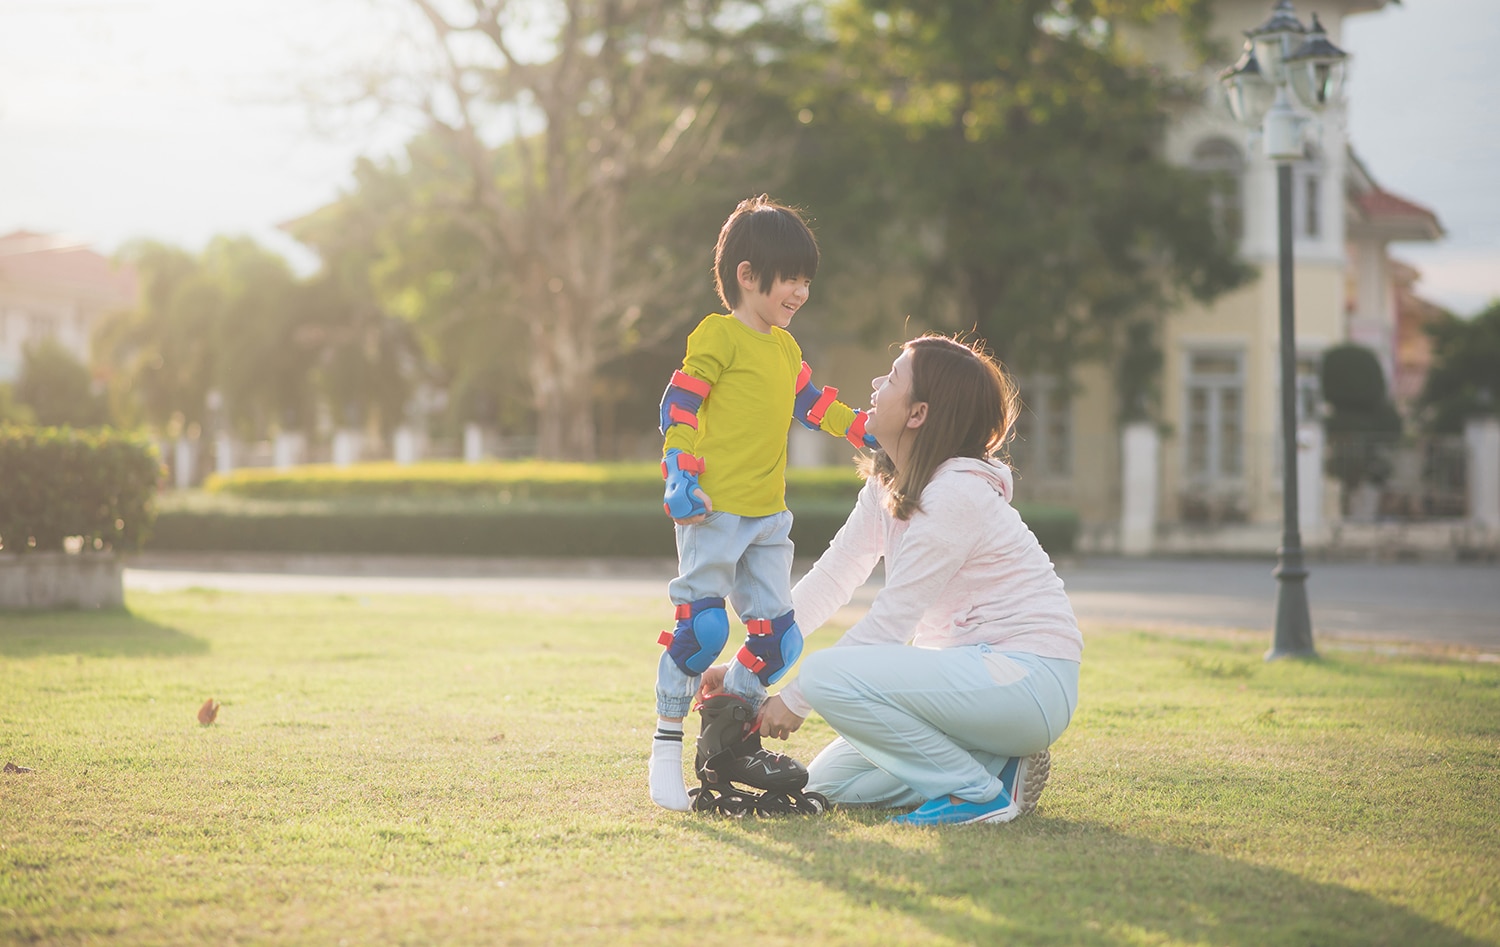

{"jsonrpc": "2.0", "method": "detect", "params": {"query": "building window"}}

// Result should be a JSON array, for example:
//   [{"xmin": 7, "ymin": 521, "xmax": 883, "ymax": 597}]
[
  {"xmin": 1190, "ymin": 138, "xmax": 1244, "ymax": 243},
  {"xmin": 1183, "ymin": 351, "xmax": 1244, "ymax": 484},
  {"xmin": 1012, "ymin": 375, "xmax": 1072, "ymax": 478}
]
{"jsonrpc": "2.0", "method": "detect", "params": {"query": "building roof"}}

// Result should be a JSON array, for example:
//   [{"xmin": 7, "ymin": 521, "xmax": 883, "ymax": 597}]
[
  {"xmin": 0, "ymin": 230, "xmax": 138, "ymax": 304},
  {"xmin": 1344, "ymin": 152, "xmax": 1445, "ymax": 244}
]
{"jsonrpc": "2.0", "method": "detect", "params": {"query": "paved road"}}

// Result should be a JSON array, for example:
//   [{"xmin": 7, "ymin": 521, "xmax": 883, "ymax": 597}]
[{"xmin": 123, "ymin": 553, "xmax": 1500, "ymax": 653}]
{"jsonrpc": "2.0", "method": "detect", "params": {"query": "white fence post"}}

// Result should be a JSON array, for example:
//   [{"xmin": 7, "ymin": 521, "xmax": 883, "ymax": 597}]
[
  {"xmin": 173, "ymin": 437, "xmax": 196, "ymax": 489},
  {"xmin": 214, "ymin": 433, "xmax": 235, "ymax": 475},
  {"xmin": 1465, "ymin": 417, "xmax": 1500, "ymax": 531},
  {"xmin": 273, "ymin": 432, "xmax": 305, "ymax": 470},
  {"xmin": 1119, "ymin": 421, "xmax": 1159, "ymax": 556},
  {"xmin": 464, "ymin": 423, "xmax": 486, "ymax": 463},
  {"xmin": 332, "ymin": 429, "xmax": 362, "ymax": 467},
  {"xmin": 393, "ymin": 426, "xmax": 421, "ymax": 465},
  {"xmin": 1297, "ymin": 422, "xmax": 1324, "ymax": 536}
]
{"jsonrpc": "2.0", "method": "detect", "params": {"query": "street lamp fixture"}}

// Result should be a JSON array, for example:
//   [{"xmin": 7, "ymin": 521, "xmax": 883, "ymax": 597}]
[{"xmin": 1218, "ymin": 0, "xmax": 1348, "ymax": 660}]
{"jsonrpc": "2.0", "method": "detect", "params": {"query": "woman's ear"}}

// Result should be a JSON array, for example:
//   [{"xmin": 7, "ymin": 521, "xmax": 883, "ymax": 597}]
[
  {"xmin": 907, "ymin": 401, "xmax": 928, "ymax": 429},
  {"xmin": 735, "ymin": 260, "xmax": 758, "ymax": 293}
]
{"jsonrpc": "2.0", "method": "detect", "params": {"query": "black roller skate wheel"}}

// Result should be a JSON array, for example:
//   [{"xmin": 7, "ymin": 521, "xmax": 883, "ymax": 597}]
[
  {"xmin": 689, "ymin": 788, "xmax": 718, "ymax": 813},
  {"xmin": 800, "ymin": 791, "xmax": 829, "ymax": 815}
]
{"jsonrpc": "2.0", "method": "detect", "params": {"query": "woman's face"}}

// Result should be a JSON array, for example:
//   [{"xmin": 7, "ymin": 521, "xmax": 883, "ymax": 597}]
[{"xmin": 868, "ymin": 349, "xmax": 922, "ymax": 448}]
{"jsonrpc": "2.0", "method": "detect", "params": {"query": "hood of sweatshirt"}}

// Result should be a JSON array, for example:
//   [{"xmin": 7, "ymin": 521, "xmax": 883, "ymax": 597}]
[{"xmin": 938, "ymin": 456, "xmax": 1014, "ymax": 503}]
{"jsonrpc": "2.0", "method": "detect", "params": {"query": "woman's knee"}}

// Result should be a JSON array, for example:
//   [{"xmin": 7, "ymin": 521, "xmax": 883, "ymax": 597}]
[{"xmin": 793, "ymin": 648, "xmax": 841, "ymax": 707}]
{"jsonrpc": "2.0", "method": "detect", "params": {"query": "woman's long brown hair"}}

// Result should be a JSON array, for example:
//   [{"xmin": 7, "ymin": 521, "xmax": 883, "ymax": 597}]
[{"xmin": 861, "ymin": 335, "xmax": 1019, "ymax": 520}]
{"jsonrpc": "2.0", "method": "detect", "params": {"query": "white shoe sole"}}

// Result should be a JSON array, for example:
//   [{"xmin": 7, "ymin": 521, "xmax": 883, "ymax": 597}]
[{"xmin": 1013, "ymin": 749, "xmax": 1051, "ymax": 816}]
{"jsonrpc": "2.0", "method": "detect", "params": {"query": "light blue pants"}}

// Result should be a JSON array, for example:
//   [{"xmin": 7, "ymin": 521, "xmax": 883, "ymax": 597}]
[
  {"xmin": 655, "ymin": 509, "xmax": 795, "ymax": 719},
  {"xmin": 799, "ymin": 644, "xmax": 1079, "ymax": 807}
]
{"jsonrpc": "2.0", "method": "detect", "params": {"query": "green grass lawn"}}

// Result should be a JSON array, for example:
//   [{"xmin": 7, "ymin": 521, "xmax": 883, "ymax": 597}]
[{"xmin": 2, "ymin": 590, "xmax": 1497, "ymax": 946}]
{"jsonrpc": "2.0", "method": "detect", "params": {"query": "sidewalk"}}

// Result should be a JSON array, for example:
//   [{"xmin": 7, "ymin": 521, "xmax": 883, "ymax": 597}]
[{"xmin": 122, "ymin": 552, "xmax": 1500, "ymax": 655}]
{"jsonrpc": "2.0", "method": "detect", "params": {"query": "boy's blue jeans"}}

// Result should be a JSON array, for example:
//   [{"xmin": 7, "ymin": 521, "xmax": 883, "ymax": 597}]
[{"xmin": 655, "ymin": 509, "xmax": 794, "ymax": 719}]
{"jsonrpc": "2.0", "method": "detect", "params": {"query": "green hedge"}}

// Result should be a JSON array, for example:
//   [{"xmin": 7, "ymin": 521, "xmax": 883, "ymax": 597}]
[
  {"xmin": 0, "ymin": 425, "xmax": 162, "ymax": 553},
  {"xmin": 205, "ymin": 461, "xmax": 868, "ymax": 504},
  {"xmin": 148, "ymin": 495, "xmax": 1080, "ymax": 558}
]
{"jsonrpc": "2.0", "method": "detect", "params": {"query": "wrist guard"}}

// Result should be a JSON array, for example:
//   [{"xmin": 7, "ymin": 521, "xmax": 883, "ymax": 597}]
[
  {"xmin": 846, "ymin": 409, "xmax": 879, "ymax": 450},
  {"xmin": 662, "ymin": 448, "xmax": 708, "ymax": 520}
]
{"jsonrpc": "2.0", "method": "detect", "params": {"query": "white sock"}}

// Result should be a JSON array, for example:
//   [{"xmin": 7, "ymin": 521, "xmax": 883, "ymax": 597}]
[{"xmin": 649, "ymin": 719, "xmax": 691, "ymax": 812}]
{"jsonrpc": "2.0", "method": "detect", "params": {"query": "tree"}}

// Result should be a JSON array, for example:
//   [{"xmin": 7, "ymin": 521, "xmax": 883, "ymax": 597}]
[
  {"xmin": 1321, "ymin": 343, "xmax": 1402, "ymax": 510},
  {"xmin": 14, "ymin": 337, "xmax": 107, "ymax": 428},
  {"xmin": 783, "ymin": 0, "xmax": 1248, "ymax": 387},
  {"xmin": 339, "ymin": 0, "xmax": 821, "ymax": 459},
  {"xmin": 95, "ymin": 237, "xmax": 376, "ymax": 441},
  {"xmin": 1419, "ymin": 301, "xmax": 1500, "ymax": 434}
]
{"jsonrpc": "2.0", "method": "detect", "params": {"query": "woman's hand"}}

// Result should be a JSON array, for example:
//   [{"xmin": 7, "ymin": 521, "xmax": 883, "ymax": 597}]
[
  {"xmin": 697, "ymin": 664, "xmax": 729, "ymax": 699},
  {"xmin": 758, "ymin": 695, "xmax": 805, "ymax": 741}
]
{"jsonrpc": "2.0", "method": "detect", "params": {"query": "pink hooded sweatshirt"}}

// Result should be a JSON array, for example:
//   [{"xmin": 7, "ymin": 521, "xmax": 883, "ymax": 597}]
[{"xmin": 779, "ymin": 456, "xmax": 1083, "ymax": 718}]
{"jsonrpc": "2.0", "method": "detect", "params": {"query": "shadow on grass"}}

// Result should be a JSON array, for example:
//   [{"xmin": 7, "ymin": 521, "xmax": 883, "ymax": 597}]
[
  {"xmin": 0, "ymin": 609, "xmax": 209, "ymax": 658},
  {"xmin": 688, "ymin": 815, "xmax": 1482, "ymax": 946}
]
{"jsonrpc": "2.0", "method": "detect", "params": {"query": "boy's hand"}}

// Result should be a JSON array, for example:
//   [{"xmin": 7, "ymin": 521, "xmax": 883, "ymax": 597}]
[
  {"xmin": 672, "ymin": 490, "xmax": 713, "ymax": 525},
  {"xmin": 662, "ymin": 449, "xmax": 709, "ymax": 520},
  {"xmin": 697, "ymin": 663, "xmax": 729, "ymax": 698}
]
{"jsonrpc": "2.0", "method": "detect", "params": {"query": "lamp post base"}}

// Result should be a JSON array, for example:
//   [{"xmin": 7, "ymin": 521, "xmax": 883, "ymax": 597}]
[{"xmin": 1267, "ymin": 549, "xmax": 1317, "ymax": 660}]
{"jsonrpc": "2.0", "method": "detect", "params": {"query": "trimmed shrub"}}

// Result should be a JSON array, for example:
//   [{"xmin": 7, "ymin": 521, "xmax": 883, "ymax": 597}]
[
  {"xmin": 204, "ymin": 461, "xmax": 868, "ymax": 504},
  {"xmin": 148, "ymin": 494, "xmax": 1080, "ymax": 558},
  {"xmin": 0, "ymin": 425, "xmax": 162, "ymax": 553}
]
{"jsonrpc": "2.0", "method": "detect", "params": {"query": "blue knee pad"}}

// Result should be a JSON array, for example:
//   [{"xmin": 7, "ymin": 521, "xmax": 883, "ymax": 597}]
[
  {"xmin": 735, "ymin": 610, "xmax": 803, "ymax": 686},
  {"xmin": 658, "ymin": 597, "xmax": 730, "ymax": 676}
]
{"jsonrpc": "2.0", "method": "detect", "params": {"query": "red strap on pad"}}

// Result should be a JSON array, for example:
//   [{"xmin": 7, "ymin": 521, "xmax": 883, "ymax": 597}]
[
  {"xmin": 658, "ymin": 630, "xmax": 675, "ymax": 647},
  {"xmin": 808, "ymin": 386, "xmax": 838, "ymax": 426},
  {"xmin": 846, "ymin": 410, "xmax": 870, "ymax": 447},
  {"xmin": 736, "ymin": 646, "xmax": 766, "ymax": 674},
  {"xmin": 667, "ymin": 404, "xmax": 698, "ymax": 429},
  {"xmin": 671, "ymin": 370, "xmax": 712, "ymax": 398}
]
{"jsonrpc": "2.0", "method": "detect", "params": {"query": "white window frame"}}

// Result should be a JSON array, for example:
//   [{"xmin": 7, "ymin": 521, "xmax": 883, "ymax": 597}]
[
  {"xmin": 1189, "ymin": 137, "xmax": 1245, "ymax": 244},
  {"xmin": 1181, "ymin": 349, "xmax": 1246, "ymax": 488},
  {"xmin": 1012, "ymin": 373, "xmax": 1073, "ymax": 479}
]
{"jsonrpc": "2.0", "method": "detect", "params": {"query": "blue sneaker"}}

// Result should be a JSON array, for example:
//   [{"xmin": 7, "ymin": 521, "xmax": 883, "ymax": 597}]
[{"xmin": 890, "ymin": 750, "xmax": 1051, "ymax": 826}]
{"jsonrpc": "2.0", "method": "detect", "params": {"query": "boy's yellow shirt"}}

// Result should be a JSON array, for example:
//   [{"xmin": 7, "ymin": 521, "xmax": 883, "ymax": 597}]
[{"xmin": 664, "ymin": 313, "xmax": 860, "ymax": 517}]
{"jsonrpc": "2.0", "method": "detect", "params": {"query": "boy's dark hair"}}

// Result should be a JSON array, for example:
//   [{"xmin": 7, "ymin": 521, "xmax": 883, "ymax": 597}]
[{"xmin": 713, "ymin": 195, "xmax": 819, "ymax": 310}]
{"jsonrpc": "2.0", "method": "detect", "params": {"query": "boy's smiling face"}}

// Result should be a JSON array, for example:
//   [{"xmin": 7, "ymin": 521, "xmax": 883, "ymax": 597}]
[{"xmin": 734, "ymin": 262, "xmax": 811, "ymax": 333}]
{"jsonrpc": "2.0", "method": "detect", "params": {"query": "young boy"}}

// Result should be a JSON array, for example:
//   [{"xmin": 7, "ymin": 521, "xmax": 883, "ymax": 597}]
[{"xmin": 649, "ymin": 194, "xmax": 878, "ymax": 811}]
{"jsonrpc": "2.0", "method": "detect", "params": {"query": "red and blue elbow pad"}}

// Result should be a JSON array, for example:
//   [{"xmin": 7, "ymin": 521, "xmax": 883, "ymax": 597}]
[
  {"xmin": 659, "ymin": 371, "xmax": 712, "ymax": 435},
  {"xmin": 793, "ymin": 362, "xmax": 839, "ymax": 431},
  {"xmin": 661, "ymin": 448, "xmax": 708, "ymax": 519}
]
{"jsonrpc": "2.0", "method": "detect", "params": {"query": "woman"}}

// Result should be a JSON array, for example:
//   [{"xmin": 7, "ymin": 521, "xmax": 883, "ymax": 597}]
[{"xmin": 751, "ymin": 334, "xmax": 1082, "ymax": 825}]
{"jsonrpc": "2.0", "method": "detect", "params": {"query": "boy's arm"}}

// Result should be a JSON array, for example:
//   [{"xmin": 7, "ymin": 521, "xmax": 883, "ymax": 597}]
[
  {"xmin": 791, "ymin": 361, "xmax": 880, "ymax": 450},
  {"xmin": 659, "ymin": 322, "xmax": 730, "ymax": 519}
]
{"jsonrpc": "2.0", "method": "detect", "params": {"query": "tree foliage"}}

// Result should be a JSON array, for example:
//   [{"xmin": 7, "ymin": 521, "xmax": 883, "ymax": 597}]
[
  {"xmin": 334, "ymin": 0, "xmax": 835, "ymax": 458},
  {"xmin": 1320, "ymin": 343, "xmax": 1402, "ymax": 497},
  {"xmin": 782, "ymin": 0, "xmax": 1248, "ymax": 385},
  {"xmin": 14, "ymin": 337, "xmax": 107, "ymax": 428},
  {"xmin": 96, "ymin": 237, "xmax": 407, "ymax": 440},
  {"xmin": 1419, "ymin": 301, "xmax": 1500, "ymax": 434}
]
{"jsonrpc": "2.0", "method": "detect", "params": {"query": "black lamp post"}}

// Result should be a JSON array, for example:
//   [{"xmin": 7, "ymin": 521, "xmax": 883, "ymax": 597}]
[{"xmin": 1219, "ymin": 1, "xmax": 1348, "ymax": 660}]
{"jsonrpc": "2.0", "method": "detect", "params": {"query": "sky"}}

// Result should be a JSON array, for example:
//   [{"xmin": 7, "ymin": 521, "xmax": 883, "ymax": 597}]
[{"xmin": 1, "ymin": 0, "xmax": 1497, "ymax": 316}]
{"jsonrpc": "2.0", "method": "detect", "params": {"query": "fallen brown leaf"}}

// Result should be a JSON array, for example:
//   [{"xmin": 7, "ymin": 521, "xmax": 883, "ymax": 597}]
[
  {"xmin": 197, "ymin": 698, "xmax": 220, "ymax": 726},
  {"xmin": 3, "ymin": 761, "xmax": 33, "ymax": 774}
]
